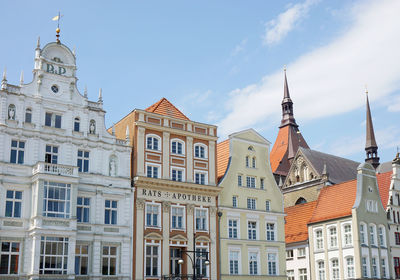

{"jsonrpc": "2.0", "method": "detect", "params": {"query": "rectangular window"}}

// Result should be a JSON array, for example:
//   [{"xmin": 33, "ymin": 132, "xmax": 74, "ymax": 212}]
[
  {"xmin": 146, "ymin": 165, "xmax": 159, "ymax": 178},
  {"xmin": 145, "ymin": 245, "xmax": 159, "ymax": 276},
  {"xmin": 237, "ymin": 175, "xmax": 242, "ymax": 186},
  {"xmin": 102, "ymin": 246, "xmax": 117, "ymax": 275},
  {"xmin": 245, "ymin": 156, "xmax": 249, "ymax": 168},
  {"xmin": 104, "ymin": 200, "xmax": 117, "ymax": 225},
  {"xmin": 171, "ymin": 169, "xmax": 183, "ymax": 182},
  {"xmin": 298, "ymin": 248, "xmax": 306, "ymax": 258},
  {"xmin": 286, "ymin": 250, "xmax": 293, "ymax": 260},
  {"xmin": 45, "ymin": 112, "xmax": 62, "ymax": 128},
  {"xmin": 247, "ymin": 221, "xmax": 257, "ymax": 240},
  {"xmin": 370, "ymin": 225, "xmax": 376, "ymax": 245},
  {"xmin": 249, "ymin": 252, "xmax": 258, "ymax": 275},
  {"xmin": 395, "ymin": 257, "xmax": 400, "ymax": 279},
  {"xmin": 395, "ymin": 232, "xmax": 400, "ymax": 245},
  {"xmin": 229, "ymin": 250, "xmax": 239, "ymax": 275},
  {"xmin": 266, "ymin": 200, "xmax": 271, "ymax": 211},
  {"xmin": 381, "ymin": 258, "xmax": 387, "ymax": 278},
  {"xmin": 195, "ymin": 172, "xmax": 206, "ymax": 185},
  {"xmin": 195, "ymin": 247, "xmax": 208, "ymax": 277},
  {"xmin": 146, "ymin": 204, "xmax": 160, "ymax": 227},
  {"xmin": 246, "ymin": 176, "xmax": 256, "ymax": 188},
  {"xmin": 371, "ymin": 257, "xmax": 377, "ymax": 278},
  {"xmin": 5, "ymin": 190, "xmax": 22, "ymax": 218},
  {"xmin": 228, "ymin": 219, "xmax": 238, "ymax": 239},
  {"xmin": 25, "ymin": 109, "xmax": 32, "ymax": 123},
  {"xmin": 10, "ymin": 140, "xmax": 25, "ymax": 164},
  {"xmin": 260, "ymin": 178, "xmax": 264, "ymax": 189},
  {"xmin": 266, "ymin": 223, "xmax": 275, "ymax": 241},
  {"xmin": 0, "ymin": 242, "xmax": 19, "ymax": 275},
  {"xmin": 43, "ymin": 181, "xmax": 71, "ymax": 218},
  {"xmin": 360, "ymin": 223, "xmax": 366, "ymax": 244},
  {"xmin": 315, "ymin": 230, "xmax": 323, "ymax": 250},
  {"xmin": 329, "ymin": 227, "xmax": 337, "ymax": 248},
  {"xmin": 195, "ymin": 209, "xmax": 208, "ymax": 231},
  {"xmin": 75, "ymin": 245, "xmax": 89, "ymax": 275},
  {"xmin": 299, "ymin": 268, "xmax": 307, "ymax": 280},
  {"xmin": 344, "ymin": 224, "xmax": 352, "ymax": 246},
  {"xmin": 379, "ymin": 227, "xmax": 385, "ymax": 246},
  {"xmin": 247, "ymin": 198, "xmax": 256, "ymax": 210},
  {"xmin": 331, "ymin": 259, "xmax": 339, "ymax": 280},
  {"xmin": 267, "ymin": 253, "xmax": 277, "ymax": 275},
  {"xmin": 362, "ymin": 257, "xmax": 368, "ymax": 278},
  {"xmin": 287, "ymin": 270, "xmax": 294, "ymax": 280},
  {"xmin": 45, "ymin": 145, "xmax": 58, "ymax": 164},
  {"xmin": 232, "ymin": 196, "xmax": 237, "ymax": 208},
  {"xmin": 171, "ymin": 206, "xmax": 184, "ymax": 230},
  {"xmin": 39, "ymin": 236, "xmax": 68, "ymax": 274},
  {"xmin": 77, "ymin": 150, "xmax": 89, "ymax": 173},
  {"xmin": 77, "ymin": 197, "xmax": 90, "ymax": 223},
  {"xmin": 346, "ymin": 257, "xmax": 354, "ymax": 278}
]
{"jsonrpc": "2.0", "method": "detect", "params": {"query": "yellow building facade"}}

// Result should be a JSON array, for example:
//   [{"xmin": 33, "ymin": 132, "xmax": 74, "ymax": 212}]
[{"xmin": 217, "ymin": 129, "xmax": 286, "ymax": 279}]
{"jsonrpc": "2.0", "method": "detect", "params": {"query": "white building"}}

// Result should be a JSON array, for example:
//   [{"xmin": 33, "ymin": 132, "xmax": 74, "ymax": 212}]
[{"xmin": 0, "ymin": 36, "xmax": 133, "ymax": 279}]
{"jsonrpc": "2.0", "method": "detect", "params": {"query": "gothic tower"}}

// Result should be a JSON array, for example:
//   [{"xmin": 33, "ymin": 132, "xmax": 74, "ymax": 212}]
[{"xmin": 365, "ymin": 91, "xmax": 380, "ymax": 169}]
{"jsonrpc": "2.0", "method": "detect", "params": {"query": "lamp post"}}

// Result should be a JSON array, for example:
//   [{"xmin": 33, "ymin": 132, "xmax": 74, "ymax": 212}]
[{"xmin": 177, "ymin": 233, "xmax": 210, "ymax": 280}]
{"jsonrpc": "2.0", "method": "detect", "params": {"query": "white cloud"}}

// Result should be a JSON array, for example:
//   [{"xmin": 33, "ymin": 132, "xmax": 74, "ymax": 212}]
[
  {"xmin": 231, "ymin": 39, "xmax": 247, "ymax": 57},
  {"xmin": 263, "ymin": 0, "xmax": 319, "ymax": 45},
  {"xmin": 218, "ymin": 0, "xmax": 400, "ymax": 138},
  {"xmin": 387, "ymin": 94, "xmax": 400, "ymax": 112}
]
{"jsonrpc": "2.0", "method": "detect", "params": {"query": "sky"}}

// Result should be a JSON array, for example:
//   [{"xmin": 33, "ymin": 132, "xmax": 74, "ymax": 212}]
[{"xmin": 1, "ymin": 0, "xmax": 399, "ymax": 164}]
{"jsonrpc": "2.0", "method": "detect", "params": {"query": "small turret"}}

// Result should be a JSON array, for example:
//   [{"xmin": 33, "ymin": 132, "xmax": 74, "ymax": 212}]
[
  {"xmin": 98, "ymin": 88, "xmax": 103, "ymax": 103},
  {"xmin": 364, "ymin": 90, "xmax": 380, "ymax": 169},
  {"xmin": 1, "ymin": 68, "xmax": 7, "ymax": 90},
  {"xmin": 20, "ymin": 70, "xmax": 24, "ymax": 86}
]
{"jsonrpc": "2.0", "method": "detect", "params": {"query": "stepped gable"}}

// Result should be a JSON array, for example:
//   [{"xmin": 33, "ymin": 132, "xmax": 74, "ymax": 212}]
[
  {"xmin": 145, "ymin": 97, "xmax": 190, "ymax": 120},
  {"xmin": 300, "ymin": 147, "xmax": 360, "ymax": 184},
  {"xmin": 217, "ymin": 139, "xmax": 230, "ymax": 182},
  {"xmin": 309, "ymin": 172, "xmax": 392, "ymax": 224},
  {"xmin": 285, "ymin": 201, "xmax": 317, "ymax": 244}
]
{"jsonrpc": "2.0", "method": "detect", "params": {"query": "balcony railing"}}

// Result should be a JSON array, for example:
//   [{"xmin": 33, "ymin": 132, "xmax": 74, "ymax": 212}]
[{"xmin": 33, "ymin": 162, "xmax": 79, "ymax": 177}]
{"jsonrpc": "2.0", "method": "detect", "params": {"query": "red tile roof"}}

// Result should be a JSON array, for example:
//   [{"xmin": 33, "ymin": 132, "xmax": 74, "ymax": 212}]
[
  {"xmin": 270, "ymin": 126, "xmax": 289, "ymax": 172},
  {"xmin": 217, "ymin": 140, "xmax": 230, "ymax": 182},
  {"xmin": 285, "ymin": 201, "xmax": 318, "ymax": 244},
  {"xmin": 145, "ymin": 98, "xmax": 190, "ymax": 120},
  {"xmin": 309, "ymin": 171, "xmax": 392, "ymax": 224}
]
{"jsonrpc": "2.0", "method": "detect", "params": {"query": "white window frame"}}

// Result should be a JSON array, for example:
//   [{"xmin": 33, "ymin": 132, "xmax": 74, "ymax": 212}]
[
  {"xmin": 316, "ymin": 260, "xmax": 325, "ymax": 280},
  {"xmin": 267, "ymin": 252, "xmax": 278, "ymax": 276},
  {"xmin": 195, "ymin": 244, "xmax": 209, "ymax": 277},
  {"xmin": 229, "ymin": 248, "xmax": 241, "ymax": 275},
  {"xmin": 10, "ymin": 140, "xmax": 25, "ymax": 164},
  {"xmin": 146, "ymin": 163, "xmax": 161, "ymax": 179},
  {"xmin": 25, "ymin": 108, "xmax": 32, "ymax": 123},
  {"xmin": 381, "ymin": 257, "xmax": 388, "ymax": 278},
  {"xmin": 315, "ymin": 229, "xmax": 324, "ymax": 250},
  {"xmin": 228, "ymin": 218, "xmax": 239, "ymax": 239},
  {"xmin": 345, "ymin": 256, "xmax": 355, "ymax": 279},
  {"xmin": 170, "ymin": 205, "xmax": 185, "ymax": 230},
  {"xmin": 237, "ymin": 174, "xmax": 242, "ymax": 186},
  {"xmin": 145, "ymin": 202, "xmax": 161, "ymax": 228},
  {"xmin": 247, "ymin": 220, "xmax": 257, "ymax": 240},
  {"xmin": 194, "ymin": 143, "xmax": 207, "ymax": 159},
  {"xmin": 342, "ymin": 223, "xmax": 352, "ymax": 246},
  {"xmin": 248, "ymin": 250, "xmax": 260, "ymax": 275},
  {"xmin": 45, "ymin": 144, "xmax": 58, "ymax": 164},
  {"xmin": 45, "ymin": 112, "xmax": 62, "ymax": 128},
  {"xmin": 77, "ymin": 196, "xmax": 90, "ymax": 223},
  {"xmin": 232, "ymin": 196, "xmax": 238, "ymax": 208},
  {"xmin": 265, "ymin": 200, "xmax": 271, "ymax": 212},
  {"xmin": 43, "ymin": 181, "xmax": 71, "ymax": 218},
  {"xmin": 328, "ymin": 226, "xmax": 338, "ymax": 249},
  {"xmin": 171, "ymin": 138, "xmax": 185, "ymax": 155},
  {"xmin": 246, "ymin": 176, "xmax": 256, "ymax": 188},
  {"xmin": 5, "ymin": 190, "xmax": 22, "ymax": 218},
  {"xmin": 286, "ymin": 249, "xmax": 294, "ymax": 260},
  {"xmin": 75, "ymin": 244, "xmax": 89, "ymax": 275},
  {"xmin": 146, "ymin": 134, "xmax": 161, "ymax": 151},
  {"xmin": 360, "ymin": 222, "xmax": 368, "ymax": 245},
  {"xmin": 145, "ymin": 243, "xmax": 160, "ymax": 277},
  {"xmin": 245, "ymin": 156, "xmax": 250, "ymax": 168},
  {"xmin": 73, "ymin": 117, "xmax": 80, "ymax": 132},
  {"xmin": 104, "ymin": 199, "xmax": 117, "ymax": 225},
  {"xmin": 297, "ymin": 247, "xmax": 306, "ymax": 258},
  {"xmin": 194, "ymin": 170, "xmax": 208, "ymax": 185},
  {"xmin": 369, "ymin": 224, "xmax": 377, "ymax": 246},
  {"xmin": 39, "ymin": 236, "xmax": 68, "ymax": 275},
  {"xmin": 330, "ymin": 258, "xmax": 339, "ymax": 280},
  {"xmin": 361, "ymin": 256, "xmax": 369, "ymax": 278},
  {"xmin": 371, "ymin": 256, "xmax": 379, "ymax": 278},
  {"xmin": 171, "ymin": 167, "xmax": 185, "ymax": 182},
  {"xmin": 77, "ymin": 150, "xmax": 90, "ymax": 173},
  {"xmin": 299, "ymin": 268, "xmax": 307, "ymax": 280},
  {"xmin": 195, "ymin": 207, "xmax": 208, "ymax": 232},
  {"xmin": 102, "ymin": 245, "xmax": 118, "ymax": 276},
  {"xmin": 0, "ymin": 241, "xmax": 20, "ymax": 275},
  {"xmin": 247, "ymin": 198, "xmax": 256, "ymax": 210},
  {"xmin": 266, "ymin": 222, "xmax": 276, "ymax": 241},
  {"xmin": 252, "ymin": 156, "xmax": 256, "ymax": 168},
  {"xmin": 378, "ymin": 225, "xmax": 386, "ymax": 247}
]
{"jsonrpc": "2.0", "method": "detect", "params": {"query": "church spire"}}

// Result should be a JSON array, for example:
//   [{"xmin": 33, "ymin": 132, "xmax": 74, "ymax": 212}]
[
  {"xmin": 280, "ymin": 67, "xmax": 297, "ymax": 128},
  {"xmin": 365, "ymin": 90, "xmax": 380, "ymax": 169}
]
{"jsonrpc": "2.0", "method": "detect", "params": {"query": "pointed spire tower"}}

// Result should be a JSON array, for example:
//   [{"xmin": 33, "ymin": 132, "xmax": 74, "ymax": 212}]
[
  {"xmin": 270, "ymin": 68, "xmax": 309, "ymax": 180},
  {"xmin": 365, "ymin": 90, "xmax": 380, "ymax": 169}
]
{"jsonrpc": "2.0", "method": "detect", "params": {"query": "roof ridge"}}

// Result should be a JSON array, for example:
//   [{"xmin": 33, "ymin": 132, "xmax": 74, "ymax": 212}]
[
  {"xmin": 145, "ymin": 97, "xmax": 190, "ymax": 121},
  {"xmin": 304, "ymin": 148, "xmax": 359, "ymax": 164}
]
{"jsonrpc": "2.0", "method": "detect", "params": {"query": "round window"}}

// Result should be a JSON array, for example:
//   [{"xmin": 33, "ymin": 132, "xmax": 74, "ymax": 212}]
[{"xmin": 51, "ymin": 85, "xmax": 59, "ymax": 93}]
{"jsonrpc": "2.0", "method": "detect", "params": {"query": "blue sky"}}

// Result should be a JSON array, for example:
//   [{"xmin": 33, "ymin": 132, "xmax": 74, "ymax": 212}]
[{"xmin": 1, "ymin": 0, "xmax": 399, "ymax": 164}]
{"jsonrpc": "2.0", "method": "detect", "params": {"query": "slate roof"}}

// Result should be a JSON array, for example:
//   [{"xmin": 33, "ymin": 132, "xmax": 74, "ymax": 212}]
[
  {"xmin": 299, "ymin": 147, "xmax": 360, "ymax": 184},
  {"xmin": 309, "ymin": 171, "xmax": 392, "ymax": 224},
  {"xmin": 145, "ymin": 97, "xmax": 190, "ymax": 121},
  {"xmin": 217, "ymin": 139, "xmax": 230, "ymax": 182},
  {"xmin": 285, "ymin": 201, "xmax": 318, "ymax": 244},
  {"xmin": 376, "ymin": 161, "xmax": 392, "ymax": 174}
]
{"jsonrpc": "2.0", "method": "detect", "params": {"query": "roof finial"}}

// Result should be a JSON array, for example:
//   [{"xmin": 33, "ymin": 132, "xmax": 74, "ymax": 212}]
[
  {"xmin": 98, "ymin": 88, "xmax": 103, "ymax": 103},
  {"xmin": 283, "ymin": 64, "xmax": 287, "ymax": 72},
  {"xmin": 84, "ymin": 85, "xmax": 88, "ymax": 98},
  {"xmin": 52, "ymin": 12, "xmax": 62, "ymax": 43},
  {"xmin": 20, "ymin": 70, "xmax": 24, "ymax": 85},
  {"xmin": 36, "ymin": 36, "xmax": 41, "ymax": 49},
  {"xmin": 2, "ymin": 67, "xmax": 6, "ymax": 81}
]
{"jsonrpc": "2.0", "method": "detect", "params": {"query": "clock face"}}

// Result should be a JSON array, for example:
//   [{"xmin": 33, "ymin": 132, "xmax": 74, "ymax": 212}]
[{"xmin": 51, "ymin": 85, "xmax": 59, "ymax": 93}]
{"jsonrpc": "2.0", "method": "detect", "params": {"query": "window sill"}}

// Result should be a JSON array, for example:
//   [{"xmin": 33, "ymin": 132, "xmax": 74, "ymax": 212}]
[
  {"xmin": 146, "ymin": 148, "xmax": 161, "ymax": 154},
  {"xmin": 194, "ymin": 156, "xmax": 208, "ymax": 160},
  {"xmin": 297, "ymin": 256, "xmax": 306, "ymax": 259}
]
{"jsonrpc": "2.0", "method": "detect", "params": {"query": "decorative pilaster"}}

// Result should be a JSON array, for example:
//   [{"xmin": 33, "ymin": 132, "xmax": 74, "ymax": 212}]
[
  {"xmin": 162, "ymin": 201, "xmax": 170, "ymax": 275},
  {"xmin": 187, "ymin": 137, "xmax": 193, "ymax": 182},
  {"xmin": 163, "ymin": 132, "xmax": 170, "ymax": 179},
  {"xmin": 209, "ymin": 140, "xmax": 216, "ymax": 185},
  {"xmin": 137, "ymin": 127, "xmax": 146, "ymax": 176}
]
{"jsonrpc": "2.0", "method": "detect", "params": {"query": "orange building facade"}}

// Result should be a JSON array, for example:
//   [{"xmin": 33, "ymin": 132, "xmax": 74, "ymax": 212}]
[{"xmin": 113, "ymin": 98, "xmax": 221, "ymax": 280}]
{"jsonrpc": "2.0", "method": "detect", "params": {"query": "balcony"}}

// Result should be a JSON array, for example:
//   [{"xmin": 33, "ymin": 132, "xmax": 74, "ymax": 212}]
[{"xmin": 33, "ymin": 162, "xmax": 79, "ymax": 177}]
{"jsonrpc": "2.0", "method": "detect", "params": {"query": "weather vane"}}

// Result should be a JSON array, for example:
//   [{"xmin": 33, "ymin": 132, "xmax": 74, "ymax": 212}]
[{"xmin": 52, "ymin": 11, "xmax": 63, "ymax": 43}]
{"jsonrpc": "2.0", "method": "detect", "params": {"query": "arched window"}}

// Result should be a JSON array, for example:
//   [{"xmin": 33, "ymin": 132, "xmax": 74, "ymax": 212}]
[
  {"xmin": 331, "ymin": 259, "xmax": 339, "ymax": 280},
  {"xmin": 310, "ymin": 173, "xmax": 314, "ymax": 180},
  {"xmin": 171, "ymin": 139, "xmax": 185, "ymax": 155},
  {"xmin": 25, "ymin": 108, "xmax": 32, "ymax": 123},
  {"xmin": 89, "ymin": 119, "xmax": 96, "ymax": 134},
  {"xmin": 295, "ymin": 197, "xmax": 307, "ymax": 205},
  {"xmin": 345, "ymin": 257, "xmax": 355, "ymax": 278},
  {"xmin": 194, "ymin": 143, "xmax": 207, "ymax": 159},
  {"xmin": 8, "ymin": 104, "xmax": 16, "ymax": 120},
  {"xmin": 248, "ymin": 146, "xmax": 254, "ymax": 151},
  {"xmin": 343, "ymin": 224, "xmax": 352, "ymax": 246},
  {"xmin": 317, "ymin": 261, "xmax": 325, "ymax": 280},
  {"xmin": 146, "ymin": 134, "xmax": 161, "ymax": 151},
  {"xmin": 74, "ymin": 117, "xmax": 80, "ymax": 132},
  {"xmin": 360, "ymin": 222, "xmax": 367, "ymax": 245}
]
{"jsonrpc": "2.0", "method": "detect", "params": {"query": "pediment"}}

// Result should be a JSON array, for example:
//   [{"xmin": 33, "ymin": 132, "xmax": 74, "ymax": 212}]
[
  {"xmin": 170, "ymin": 234, "xmax": 187, "ymax": 242},
  {"xmin": 144, "ymin": 232, "xmax": 163, "ymax": 240}
]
